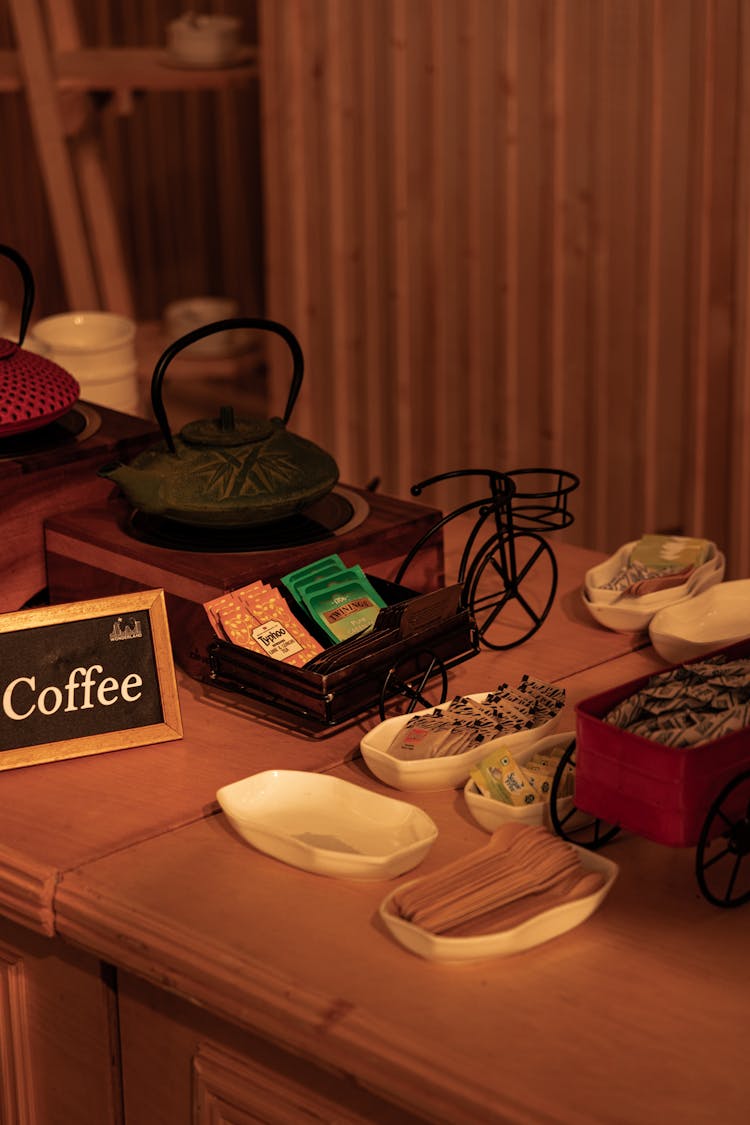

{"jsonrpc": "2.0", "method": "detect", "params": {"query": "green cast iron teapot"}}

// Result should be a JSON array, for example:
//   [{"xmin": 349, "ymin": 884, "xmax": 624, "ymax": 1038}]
[{"xmin": 98, "ymin": 317, "xmax": 339, "ymax": 528}]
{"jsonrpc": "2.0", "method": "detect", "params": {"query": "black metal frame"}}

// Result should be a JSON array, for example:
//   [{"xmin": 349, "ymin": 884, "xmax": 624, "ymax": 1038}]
[{"xmin": 394, "ymin": 467, "xmax": 579, "ymax": 650}]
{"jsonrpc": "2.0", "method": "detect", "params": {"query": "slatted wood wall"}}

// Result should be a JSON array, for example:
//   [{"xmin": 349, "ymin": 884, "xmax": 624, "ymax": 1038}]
[
  {"xmin": 0, "ymin": 1, "xmax": 262, "ymax": 322},
  {"xmin": 260, "ymin": 0, "xmax": 750, "ymax": 575},
  {"xmin": 2, "ymin": 1, "xmax": 749, "ymax": 575}
]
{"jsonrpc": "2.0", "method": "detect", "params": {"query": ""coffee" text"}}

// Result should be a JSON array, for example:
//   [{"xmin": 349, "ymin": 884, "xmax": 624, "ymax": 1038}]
[{"xmin": 2, "ymin": 664, "xmax": 143, "ymax": 721}]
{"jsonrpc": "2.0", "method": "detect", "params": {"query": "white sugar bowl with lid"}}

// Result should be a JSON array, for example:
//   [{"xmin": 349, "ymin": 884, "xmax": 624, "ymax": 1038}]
[{"xmin": 166, "ymin": 12, "xmax": 242, "ymax": 68}]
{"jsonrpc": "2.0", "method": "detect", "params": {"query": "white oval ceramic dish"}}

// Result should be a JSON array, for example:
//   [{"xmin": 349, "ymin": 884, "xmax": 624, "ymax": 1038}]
[
  {"xmin": 216, "ymin": 770, "xmax": 438, "ymax": 879},
  {"xmin": 463, "ymin": 730, "xmax": 575, "ymax": 831},
  {"xmin": 378, "ymin": 847, "xmax": 618, "ymax": 961},
  {"xmin": 648, "ymin": 579, "xmax": 750, "ymax": 664},
  {"xmin": 581, "ymin": 551, "xmax": 725, "ymax": 634},
  {"xmin": 359, "ymin": 694, "xmax": 560, "ymax": 792}
]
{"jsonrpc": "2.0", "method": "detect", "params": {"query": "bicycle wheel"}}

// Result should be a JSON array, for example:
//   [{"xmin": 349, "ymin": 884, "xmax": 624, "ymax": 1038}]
[
  {"xmin": 695, "ymin": 771, "xmax": 750, "ymax": 908},
  {"xmin": 549, "ymin": 738, "xmax": 621, "ymax": 849},
  {"xmin": 463, "ymin": 531, "xmax": 557, "ymax": 650},
  {"xmin": 378, "ymin": 649, "xmax": 449, "ymax": 721}
]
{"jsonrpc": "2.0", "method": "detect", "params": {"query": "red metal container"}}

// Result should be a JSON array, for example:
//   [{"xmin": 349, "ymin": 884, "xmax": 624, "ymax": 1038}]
[{"xmin": 574, "ymin": 639, "xmax": 750, "ymax": 848}]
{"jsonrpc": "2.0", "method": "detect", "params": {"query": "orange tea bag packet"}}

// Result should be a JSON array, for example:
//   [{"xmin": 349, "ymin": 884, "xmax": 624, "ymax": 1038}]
[
  {"xmin": 205, "ymin": 582, "xmax": 324, "ymax": 667},
  {"xmin": 204, "ymin": 591, "xmax": 245, "ymax": 639},
  {"xmin": 236, "ymin": 582, "xmax": 324, "ymax": 667},
  {"xmin": 217, "ymin": 603, "xmax": 262, "ymax": 651}
]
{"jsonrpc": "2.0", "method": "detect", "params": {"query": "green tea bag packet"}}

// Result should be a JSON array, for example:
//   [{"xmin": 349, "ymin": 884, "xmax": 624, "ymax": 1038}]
[
  {"xmin": 307, "ymin": 575, "xmax": 385, "ymax": 643},
  {"xmin": 298, "ymin": 564, "xmax": 385, "ymax": 618},
  {"xmin": 280, "ymin": 554, "xmax": 347, "ymax": 604},
  {"xmin": 629, "ymin": 534, "xmax": 711, "ymax": 572}
]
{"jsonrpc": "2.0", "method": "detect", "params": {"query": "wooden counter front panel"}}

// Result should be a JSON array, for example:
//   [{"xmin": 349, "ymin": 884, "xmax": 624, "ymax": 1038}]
[
  {"xmin": 0, "ymin": 916, "xmax": 121, "ymax": 1125},
  {"xmin": 117, "ymin": 970, "xmax": 426, "ymax": 1125}
]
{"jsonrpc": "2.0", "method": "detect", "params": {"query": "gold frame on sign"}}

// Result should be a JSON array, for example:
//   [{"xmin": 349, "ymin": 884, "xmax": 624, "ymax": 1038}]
[{"xmin": 0, "ymin": 589, "xmax": 182, "ymax": 771}]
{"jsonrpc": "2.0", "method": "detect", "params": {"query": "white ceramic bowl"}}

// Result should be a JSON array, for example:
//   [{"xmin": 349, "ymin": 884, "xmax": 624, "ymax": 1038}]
[
  {"xmin": 648, "ymin": 579, "xmax": 750, "ymax": 664},
  {"xmin": 216, "ymin": 769, "xmax": 438, "ymax": 879},
  {"xmin": 463, "ymin": 730, "xmax": 575, "ymax": 831},
  {"xmin": 378, "ymin": 847, "xmax": 618, "ymax": 961},
  {"xmin": 582, "ymin": 551, "xmax": 725, "ymax": 633},
  {"xmin": 163, "ymin": 297, "xmax": 251, "ymax": 358},
  {"xmin": 27, "ymin": 311, "xmax": 141, "ymax": 415},
  {"xmin": 166, "ymin": 14, "xmax": 242, "ymax": 68},
  {"xmin": 360, "ymin": 694, "xmax": 560, "ymax": 792}
]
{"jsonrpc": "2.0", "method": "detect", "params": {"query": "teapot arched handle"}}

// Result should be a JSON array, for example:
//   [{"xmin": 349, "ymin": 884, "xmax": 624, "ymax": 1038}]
[
  {"xmin": 0, "ymin": 244, "xmax": 35, "ymax": 346},
  {"xmin": 150, "ymin": 316, "xmax": 304, "ymax": 454}
]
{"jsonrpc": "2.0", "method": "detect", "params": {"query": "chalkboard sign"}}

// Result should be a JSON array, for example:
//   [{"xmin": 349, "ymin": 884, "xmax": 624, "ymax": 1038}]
[{"xmin": 0, "ymin": 589, "xmax": 182, "ymax": 771}]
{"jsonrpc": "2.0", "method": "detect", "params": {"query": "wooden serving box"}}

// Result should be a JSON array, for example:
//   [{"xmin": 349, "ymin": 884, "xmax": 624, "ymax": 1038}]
[
  {"xmin": 208, "ymin": 581, "xmax": 478, "ymax": 732},
  {"xmin": 0, "ymin": 403, "xmax": 157, "ymax": 612},
  {"xmin": 44, "ymin": 487, "xmax": 446, "ymax": 685}
]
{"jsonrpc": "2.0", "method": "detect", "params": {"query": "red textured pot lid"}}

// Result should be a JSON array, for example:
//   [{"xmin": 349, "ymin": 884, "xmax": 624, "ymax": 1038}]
[{"xmin": 0, "ymin": 339, "xmax": 80, "ymax": 437}]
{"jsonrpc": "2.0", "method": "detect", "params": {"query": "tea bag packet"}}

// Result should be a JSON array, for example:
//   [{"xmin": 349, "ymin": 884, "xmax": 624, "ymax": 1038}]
[
  {"xmin": 484, "ymin": 676, "xmax": 565, "ymax": 733},
  {"xmin": 203, "ymin": 582, "xmax": 323, "ymax": 667},
  {"xmin": 388, "ymin": 715, "xmax": 460, "ymax": 761},
  {"xmin": 298, "ymin": 564, "xmax": 385, "ymax": 615},
  {"xmin": 520, "ymin": 760, "xmax": 554, "ymax": 798},
  {"xmin": 306, "ymin": 572, "xmax": 386, "ymax": 643},
  {"xmin": 281, "ymin": 556, "xmax": 387, "ymax": 643},
  {"xmin": 385, "ymin": 677, "xmax": 567, "ymax": 764},
  {"xmin": 526, "ymin": 742, "xmax": 575, "ymax": 795},
  {"xmin": 204, "ymin": 590, "xmax": 244, "ymax": 640},
  {"xmin": 234, "ymin": 581, "xmax": 323, "ymax": 665},
  {"xmin": 216, "ymin": 603, "xmax": 262, "ymax": 651},
  {"xmin": 280, "ymin": 554, "xmax": 347, "ymax": 604},
  {"xmin": 601, "ymin": 533, "xmax": 712, "ymax": 592},
  {"xmin": 629, "ymin": 533, "xmax": 711, "ymax": 572},
  {"xmin": 517, "ymin": 675, "xmax": 566, "ymax": 720},
  {"xmin": 470, "ymin": 746, "xmax": 538, "ymax": 806},
  {"xmin": 387, "ymin": 705, "xmax": 487, "ymax": 761},
  {"xmin": 470, "ymin": 734, "xmax": 575, "ymax": 806},
  {"xmin": 603, "ymin": 653, "xmax": 750, "ymax": 747}
]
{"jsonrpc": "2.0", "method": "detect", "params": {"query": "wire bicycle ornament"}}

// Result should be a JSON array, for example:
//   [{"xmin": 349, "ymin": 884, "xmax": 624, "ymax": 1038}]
[{"xmin": 395, "ymin": 467, "xmax": 579, "ymax": 651}]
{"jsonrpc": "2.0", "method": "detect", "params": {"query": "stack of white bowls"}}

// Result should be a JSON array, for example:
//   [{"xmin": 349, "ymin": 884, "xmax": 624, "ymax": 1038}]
[
  {"xmin": 581, "ymin": 539, "xmax": 725, "ymax": 634},
  {"xmin": 28, "ymin": 312, "xmax": 141, "ymax": 417}
]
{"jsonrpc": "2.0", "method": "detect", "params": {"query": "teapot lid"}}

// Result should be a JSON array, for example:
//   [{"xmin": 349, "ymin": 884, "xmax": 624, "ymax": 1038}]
[
  {"xmin": 0, "ymin": 244, "xmax": 80, "ymax": 438},
  {"xmin": 0, "ymin": 338, "xmax": 79, "ymax": 437},
  {"xmin": 180, "ymin": 406, "xmax": 274, "ymax": 447}
]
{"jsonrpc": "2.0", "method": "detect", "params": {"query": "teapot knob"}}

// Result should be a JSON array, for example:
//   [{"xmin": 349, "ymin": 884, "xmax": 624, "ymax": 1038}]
[{"xmin": 219, "ymin": 405, "xmax": 235, "ymax": 432}]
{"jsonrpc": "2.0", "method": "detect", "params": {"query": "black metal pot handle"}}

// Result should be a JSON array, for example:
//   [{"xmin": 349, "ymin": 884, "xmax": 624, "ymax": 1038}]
[
  {"xmin": 0, "ymin": 243, "xmax": 35, "ymax": 346},
  {"xmin": 150, "ymin": 316, "xmax": 304, "ymax": 454}
]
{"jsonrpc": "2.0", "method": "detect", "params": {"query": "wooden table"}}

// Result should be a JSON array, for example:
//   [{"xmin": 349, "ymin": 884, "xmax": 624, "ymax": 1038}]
[{"xmin": 3, "ymin": 539, "xmax": 745, "ymax": 1124}]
